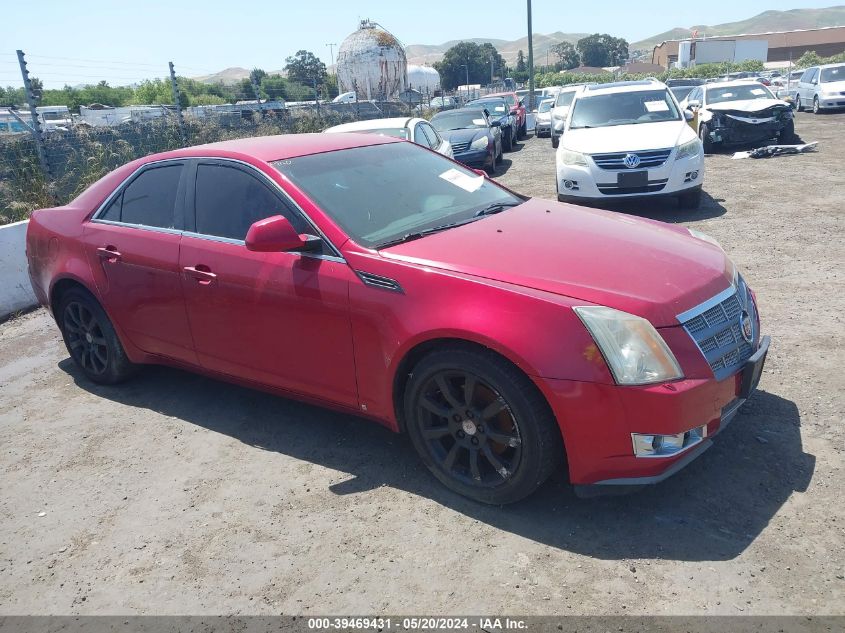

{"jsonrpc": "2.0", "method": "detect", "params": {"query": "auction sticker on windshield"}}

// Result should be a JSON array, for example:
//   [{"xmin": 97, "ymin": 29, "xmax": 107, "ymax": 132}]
[
  {"xmin": 644, "ymin": 100, "xmax": 669, "ymax": 112},
  {"xmin": 439, "ymin": 168, "xmax": 484, "ymax": 193}
]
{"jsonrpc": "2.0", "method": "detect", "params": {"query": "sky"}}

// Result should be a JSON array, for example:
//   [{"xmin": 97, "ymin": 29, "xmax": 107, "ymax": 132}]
[{"xmin": 0, "ymin": 0, "xmax": 836, "ymax": 88}]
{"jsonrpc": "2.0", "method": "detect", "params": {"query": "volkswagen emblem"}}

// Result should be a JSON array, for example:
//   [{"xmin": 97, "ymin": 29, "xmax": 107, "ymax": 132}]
[
  {"xmin": 739, "ymin": 310, "xmax": 754, "ymax": 344},
  {"xmin": 623, "ymin": 153, "xmax": 641, "ymax": 169}
]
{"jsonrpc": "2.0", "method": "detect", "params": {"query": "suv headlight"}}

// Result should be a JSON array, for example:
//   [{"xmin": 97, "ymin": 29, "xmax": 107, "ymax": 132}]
[
  {"xmin": 559, "ymin": 148, "xmax": 587, "ymax": 166},
  {"xmin": 470, "ymin": 136, "xmax": 488, "ymax": 150},
  {"xmin": 676, "ymin": 138, "xmax": 702, "ymax": 160},
  {"xmin": 574, "ymin": 306, "xmax": 684, "ymax": 385},
  {"xmin": 687, "ymin": 228, "xmax": 721, "ymax": 248}
]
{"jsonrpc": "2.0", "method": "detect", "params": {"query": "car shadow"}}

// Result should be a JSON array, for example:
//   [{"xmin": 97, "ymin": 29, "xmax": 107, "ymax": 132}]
[
  {"xmin": 60, "ymin": 359, "xmax": 814, "ymax": 562},
  {"xmin": 570, "ymin": 190, "xmax": 728, "ymax": 223}
]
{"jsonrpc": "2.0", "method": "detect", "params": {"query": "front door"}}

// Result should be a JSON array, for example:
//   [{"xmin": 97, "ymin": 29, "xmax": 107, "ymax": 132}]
[
  {"xmin": 178, "ymin": 160, "xmax": 358, "ymax": 407},
  {"xmin": 83, "ymin": 161, "xmax": 197, "ymax": 364}
]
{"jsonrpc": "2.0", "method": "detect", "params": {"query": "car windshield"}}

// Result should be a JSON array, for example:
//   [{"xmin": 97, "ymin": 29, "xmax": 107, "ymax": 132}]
[
  {"xmin": 499, "ymin": 95, "xmax": 516, "ymax": 106},
  {"xmin": 431, "ymin": 111, "xmax": 488, "ymax": 131},
  {"xmin": 555, "ymin": 91, "xmax": 577, "ymax": 107},
  {"xmin": 820, "ymin": 66, "xmax": 844, "ymax": 82},
  {"xmin": 670, "ymin": 86, "xmax": 695, "ymax": 101},
  {"xmin": 706, "ymin": 84, "xmax": 774, "ymax": 103},
  {"xmin": 569, "ymin": 89, "xmax": 681, "ymax": 129},
  {"xmin": 346, "ymin": 127, "xmax": 408, "ymax": 139},
  {"xmin": 470, "ymin": 101, "xmax": 508, "ymax": 115},
  {"xmin": 538, "ymin": 100, "xmax": 553, "ymax": 113},
  {"xmin": 272, "ymin": 142, "xmax": 521, "ymax": 249}
]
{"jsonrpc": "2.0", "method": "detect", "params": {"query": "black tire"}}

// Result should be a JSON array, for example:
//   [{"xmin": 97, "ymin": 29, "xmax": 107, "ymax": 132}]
[
  {"xmin": 813, "ymin": 96, "xmax": 821, "ymax": 114},
  {"xmin": 678, "ymin": 188, "xmax": 702, "ymax": 209},
  {"xmin": 502, "ymin": 127, "xmax": 513, "ymax": 151},
  {"xmin": 551, "ymin": 134, "xmax": 559, "ymax": 149},
  {"xmin": 486, "ymin": 157, "xmax": 497, "ymax": 176},
  {"xmin": 518, "ymin": 120, "xmax": 527, "ymax": 139},
  {"xmin": 699, "ymin": 122, "xmax": 714, "ymax": 154},
  {"xmin": 794, "ymin": 93, "xmax": 803, "ymax": 112},
  {"xmin": 779, "ymin": 119, "xmax": 796, "ymax": 143},
  {"xmin": 58, "ymin": 287, "xmax": 136, "ymax": 385},
  {"xmin": 404, "ymin": 346, "xmax": 563, "ymax": 504}
]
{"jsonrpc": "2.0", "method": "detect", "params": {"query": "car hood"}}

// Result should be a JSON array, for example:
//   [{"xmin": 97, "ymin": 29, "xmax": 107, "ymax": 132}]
[
  {"xmin": 561, "ymin": 120, "xmax": 693, "ymax": 154},
  {"xmin": 706, "ymin": 98, "xmax": 790, "ymax": 113},
  {"xmin": 821, "ymin": 80, "xmax": 845, "ymax": 92},
  {"xmin": 380, "ymin": 199, "xmax": 731, "ymax": 327},
  {"xmin": 439, "ymin": 128, "xmax": 487, "ymax": 144}
]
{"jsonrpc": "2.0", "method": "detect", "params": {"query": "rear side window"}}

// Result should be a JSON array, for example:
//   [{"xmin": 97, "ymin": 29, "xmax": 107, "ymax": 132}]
[
  {"xmin": 100, "ymin": 164, "xmax": 182, "ymax": 228},
  {"xmin": 194, "ymin": 163, "xmax": 306, "ymax": 241}
]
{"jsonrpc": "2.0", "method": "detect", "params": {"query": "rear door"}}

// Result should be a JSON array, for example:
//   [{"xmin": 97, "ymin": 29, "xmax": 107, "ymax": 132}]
[
  {"xmin": 84, "ymin": 160, "xmax": 197, "ymax": 364},
  {"xmin": 178, "ymin": 159, "xmax": 358, "ymax": 407}
]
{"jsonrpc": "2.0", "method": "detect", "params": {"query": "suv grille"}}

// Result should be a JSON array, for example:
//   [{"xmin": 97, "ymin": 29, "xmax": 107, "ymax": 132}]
[
  {"xmin": 451, "ymin": 141, "xmax": 471, "ymax": 153},
  {"xmin": 678, "ymin": 278, "xmax": 758, "ymax": 381},
  {"xmin": 591, "ymin": 148, "xmax": 673, "ymax": 170}
]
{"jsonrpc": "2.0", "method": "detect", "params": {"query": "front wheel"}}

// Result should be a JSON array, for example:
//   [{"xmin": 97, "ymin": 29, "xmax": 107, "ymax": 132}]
[
  {"xmin": 795, "ymin": 94, "xmax": 803, "ymax": 112},
  {"xmin": 813, "ymin": 96, "xmax": 821, "ymax": 114},
  {"xmin": 699, "ymin": 123, "xmax": 714, "ymax": 154},
  {"xmin": 551, "ymin": 134, "xmax": 559, "ymax": 149},
  {"xmin": 780, "ymin": 119, "xmax": 796, "ymax": 143},
  {"xmin": 58, "ymin": 287, "xmax": 136, "ymax": 384},
  {"xmin": 678, "ymin": 188, "xmax": 702, "ymax": 209},
  {"xmin": 502, "ymin": 128, "xmax": 513, "ymax": 152},
  {"xmin": 404, "ymin": 346, "xmax": 562, "ymax": 504}
]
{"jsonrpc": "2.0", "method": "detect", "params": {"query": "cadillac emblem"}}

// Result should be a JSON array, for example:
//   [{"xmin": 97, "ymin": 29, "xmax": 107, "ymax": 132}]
[{"xmin": 739, "ymin": 310, "xmax": 754, "ymax": 344}]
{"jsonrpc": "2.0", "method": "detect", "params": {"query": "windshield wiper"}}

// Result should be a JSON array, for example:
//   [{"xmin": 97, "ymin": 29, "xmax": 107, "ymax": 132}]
[
  {"xmin": 473, "ymin": 201, "xmax": 521, "ymax": 217},
  {"xmin": 375, "ymin": 218, "xmax": 479, "ymax": 249}
]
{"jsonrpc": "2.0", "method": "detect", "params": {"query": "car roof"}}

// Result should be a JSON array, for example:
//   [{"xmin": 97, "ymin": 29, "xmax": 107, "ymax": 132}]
[
  {"xmin": 704, "ymin": 80, "xmax": 770, "ymax": 89},
  {"xmin": 819, "ymin": 62, "xmax": 845, "ymax": 69},
  {"xmin": 487, "ymin": 91, "xmax": 517, "ymax": 97},
  {"xmin": 582, "ymin": 80, "xmax": 663, "ymax": 95},
  {"xmin": 146, "ymin": 133, "xmax": 400, "ymax": 163},
  {"xmin": 324, "ymin": 117, "xmax": 416, "ymax": 133}
]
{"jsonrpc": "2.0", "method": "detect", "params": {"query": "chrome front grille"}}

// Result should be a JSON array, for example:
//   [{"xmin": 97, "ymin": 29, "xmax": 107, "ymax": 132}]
[
  {"xmin": 451, "ymin": 141, "xmax": 471, "ymax": 153},
  {"xmin": 590, "ymin": 148, "xmax": 673, "ymax": 170},
  {"xmin": 677, "ymin": 278, "xmax": 758, "ymax": 381}
]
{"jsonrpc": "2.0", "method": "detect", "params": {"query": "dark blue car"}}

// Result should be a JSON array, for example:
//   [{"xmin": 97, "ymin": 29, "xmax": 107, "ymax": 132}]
[
  {"xmin": 465, "ymin": 97, "xmax": 517, "ymax": 151},
  {"xmin": 430, "ymin": 108, "xmax": 503, "ymax": 175}
]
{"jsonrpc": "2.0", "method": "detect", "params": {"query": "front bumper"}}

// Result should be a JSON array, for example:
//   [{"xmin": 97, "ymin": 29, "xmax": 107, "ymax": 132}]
[
  {"xmin": 535, "ymin": 336, "xmax": 770, "ymax": 494},
  {"xmin": 818, "ymin": 95, "xmax": 845, "ymax": 109},
  {"xmin": 454, "ymin": 148, "xmax": 494, "ymax": 169},
  {"xmin": 707, "ymin": 118, "xmax": 789, "ymax": 146},
  {"xmin": 556, "ymin": 150, "xmax": 704, "ymax": 200}
]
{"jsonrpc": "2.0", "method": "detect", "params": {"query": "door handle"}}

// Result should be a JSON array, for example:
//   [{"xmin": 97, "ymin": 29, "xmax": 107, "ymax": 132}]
[
  {"xmin": 97, "ymin": 246, "xmax": 122, "ymax": 262},
  {"xmin": 183, "ymin": 265, "xmax": 217, "ymax": 285}
]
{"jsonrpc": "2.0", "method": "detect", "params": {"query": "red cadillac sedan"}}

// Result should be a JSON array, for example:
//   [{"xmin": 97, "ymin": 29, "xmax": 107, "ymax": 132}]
[{"xmin": 26, "ymin": 133, "xmax": 768, "ymax": 504}]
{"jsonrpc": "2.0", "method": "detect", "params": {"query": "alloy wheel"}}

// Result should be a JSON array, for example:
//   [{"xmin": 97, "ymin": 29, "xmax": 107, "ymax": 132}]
[
  {"xmin": 63, "ymin": 301, "xmax": 109, "ymax": 375},
  {"xmin": 415, "ymin": 370, "xmax": 522, "ymax": 488}
]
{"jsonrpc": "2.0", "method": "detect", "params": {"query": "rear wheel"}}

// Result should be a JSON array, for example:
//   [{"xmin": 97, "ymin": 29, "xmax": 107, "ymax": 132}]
[
  {"xmin": 58, "ymin": 288, "xmax": 136, "ymax": 384},
  {"xmin": 404, "ymin": 346, "xmax": 562, "ymax": 504}
]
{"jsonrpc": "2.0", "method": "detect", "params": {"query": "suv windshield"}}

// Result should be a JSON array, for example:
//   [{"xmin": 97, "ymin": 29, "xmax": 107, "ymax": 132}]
[
  {"xmin": 272, "ymin": 142, "xmax": 521, "ymax": 249},
  {"xmin": 538, "ymin": 100, "xmax": 553, "ymax": 113},
  {"xmin": 431, "ymin": 110, "xmax": 488, "ymax": 131},
  {"xmin": 555, "ymin": 91, "xmax": 577, "ymax": 107},
  {"xmin": 469, "ymin": 100, "xmax": 508, "ymax": 116},
  {"xmin": 706, "ymin": 84, "xmax": 774, "ymax": 103},
  {"xmin": 820, "ymin": 66, "xmax": 844, "ymax": 82},
  {"xmin": 569, "ymin": 89, "xmax": 680, "ymax": 129}
]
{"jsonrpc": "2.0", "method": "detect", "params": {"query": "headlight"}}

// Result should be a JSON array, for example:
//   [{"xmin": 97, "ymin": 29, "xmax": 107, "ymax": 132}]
[
  {"xmin": 676, "ymin": 138, "xmax": 702, "ymax": 160},
  {"xmin": 558, "ymin": 148, "xmax": 587, "ymax": 166},
  {"xmin": 574, "ymin": 306, "xmax": 684, "ymax": 385},
  {"xmin": 687, "ymin": 228, "xmax": 721, "ymax": 249},
  {"xmin": 470, "ymin": 136, "xmax": 488, "ymax": 150}
]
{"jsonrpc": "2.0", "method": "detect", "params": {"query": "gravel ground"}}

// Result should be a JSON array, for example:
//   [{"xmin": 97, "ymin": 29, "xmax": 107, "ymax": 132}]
[{"xmin": 0, "ymin": 111, "xmax": 843, "ymax": 616}]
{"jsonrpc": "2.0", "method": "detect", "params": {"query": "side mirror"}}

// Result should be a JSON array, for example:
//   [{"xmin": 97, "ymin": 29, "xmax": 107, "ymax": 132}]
[
  {"xmin": 245, "ymin": 215, "xmax": 319, "ymax": 253},
  {"xmin": 489, "ymin": 120, "xmax": 501, "ymax": 127},
  {"xmin": 684, "ymin": 110, "xmax": 695, "ymax": 121},
  {"xmin": 687, "ymin": 99, "xmax": 701, "ymax": 109}
]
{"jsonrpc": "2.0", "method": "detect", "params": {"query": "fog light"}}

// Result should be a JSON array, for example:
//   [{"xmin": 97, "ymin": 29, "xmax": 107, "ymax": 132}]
[
  {"xmin": 563, "ymin": 180, "xmax": 575, "ymax": 190},
  {"xmin": 690, "ymin": 170, "xmax": 698, "ymax": 180},
  {"xmin": 631, "ymin": 425, "xmax": 707, "ymax": 457}
]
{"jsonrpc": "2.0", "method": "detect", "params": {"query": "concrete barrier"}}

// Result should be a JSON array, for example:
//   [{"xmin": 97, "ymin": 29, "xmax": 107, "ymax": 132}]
[{"xmin": 0, "ymin": 220, "xmax": 37, "ymax": 319}]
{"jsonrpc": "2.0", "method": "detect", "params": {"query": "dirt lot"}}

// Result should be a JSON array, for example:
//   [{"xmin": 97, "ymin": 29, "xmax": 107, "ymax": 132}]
[{"xmin": 1, "ymin": 111, "xmax": 843, "ymax": 616}]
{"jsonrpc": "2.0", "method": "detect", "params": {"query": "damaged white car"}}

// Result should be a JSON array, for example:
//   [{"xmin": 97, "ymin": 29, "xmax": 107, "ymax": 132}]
[{"xmin": 680, "ymin": 80, "xmax": 796, "ymax": 153}]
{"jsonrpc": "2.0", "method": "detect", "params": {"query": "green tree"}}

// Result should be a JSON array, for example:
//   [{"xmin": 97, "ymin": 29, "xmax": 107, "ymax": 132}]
[
  {"xmin": 250, "ymin": 68, "xmax": 267, "ymax": 85},
  {"xmin": 0, "ymin": 85, "xmax": 25, "ymax": 107},
  {"xmin": 261, "ymin": 75, "xmax": 289, "ymax": 101},
  {"xmin": 516, "ymin": 50, "xmax": 527, "ymax": 73},
  {"xmin": 29, "ymin": 77, "xmax": 44, "ymax": 105},
  {"xmin": 550, "ymin": 42, "xmax": 580, "ymax": 70},
  {"xmin": 284, "ymin": 50, "xmax": 327, "ymax": 86},
  {"xmin": 576, "ymin": 34, "xmax": 629, "ymax": 67},
  {"xmin": 434, "ymin": 42, "xmax": 505, "ymax": 89},
  {"xmin": 795, "ymin": 51, "xmax": 823, "ymax": 68}
]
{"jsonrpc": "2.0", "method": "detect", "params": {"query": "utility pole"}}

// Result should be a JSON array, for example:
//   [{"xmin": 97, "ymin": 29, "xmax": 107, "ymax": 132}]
[
  {"xmin": 168, "ymin": 61, "xmax": 186, "ymax": 144},
  {"xmin": 527, "ymin": 0, "xmax": 535, "ymax": 110},
  {"xmin": 326, "ymin": 43, "xmax": 337, "ymax": 73},
  {"xmin": 16, "ymin": 49, "xmax": 50, "ymax": 182},
  {"xmin": 490, "ymin": 56, "xmax": 494, "ymax": 88}
]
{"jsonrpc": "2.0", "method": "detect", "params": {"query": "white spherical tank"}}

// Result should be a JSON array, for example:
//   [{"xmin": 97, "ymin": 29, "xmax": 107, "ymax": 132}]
[
  {"xmin": 407, "ymin": 65, "xmax": 440, "ymax": 93},
  {"xmin": 337, "ymin": 20, "xmax": 407, "ymax": 101}
]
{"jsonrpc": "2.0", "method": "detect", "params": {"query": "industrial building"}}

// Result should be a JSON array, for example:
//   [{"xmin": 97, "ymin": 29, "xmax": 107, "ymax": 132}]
[{"xmin": 651, "ymin": 25, "xmax": 845, "ymax": 68}]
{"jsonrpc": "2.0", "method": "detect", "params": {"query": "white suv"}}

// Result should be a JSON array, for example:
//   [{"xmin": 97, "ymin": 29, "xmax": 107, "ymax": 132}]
[
  {"xmin": 556, "ymin": 80, "xmax": 705, "ymax": 208},
  {"xmin": 795, "ymin": 63, "xmax": 845, "ymax": 113}
]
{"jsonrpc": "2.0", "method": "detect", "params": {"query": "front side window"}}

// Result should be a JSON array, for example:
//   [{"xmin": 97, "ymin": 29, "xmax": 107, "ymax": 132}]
[
  {"xmin": 569, "ymin": 89, "xmax": 681, "ymax": 129},
  {"xmin": 420, "ymin": 123, "xmax": 441, "ymax": 148},
  {"xmin": 555, "ymin": 91, "xmax": 577, "ymax": 107},
  {"xmin": 413, "ymin": 124, "xmax": 431, "ymax": 147},
  {"xmin": 194, "ymin": 163, "xmax": 305, "ymax": 241},
  {"xmin": 273, "ymin": 142, "xmax": 521, "ymax": 249},
  {"xmin": 100, "ymin": 163, "xmax": 183, "ymax": 229}
]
